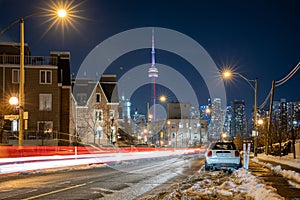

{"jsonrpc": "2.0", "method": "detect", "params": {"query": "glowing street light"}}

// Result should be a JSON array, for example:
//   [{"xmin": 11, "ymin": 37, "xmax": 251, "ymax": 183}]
[
  {"xmin": 257, "ymin": 119, "xmax": 264, "ymax": 125},
  {"xmin": 222, "ymin": 68, "xmax": 259, "ymax": 155},
  {"xmin": 205, "ymin": 108, "xmax": 211, "ymax": 114},
  {"xmin": 9, "ymin": 97, "xmax": 19, "ymax": 106},
  {"xmin": 222, "ymin": 70, "xmax": 232, "ymax": 79},
  {"xmin": 159, "ymin": 95, "xmax": 167, "ymax": 103},
  {"xmin": 57, "ymin": 9, "xmax": 67, "ymax": 18},
  {"xmin": 222, "ymin": 132, "xmax": 227, "ymax": 140}
]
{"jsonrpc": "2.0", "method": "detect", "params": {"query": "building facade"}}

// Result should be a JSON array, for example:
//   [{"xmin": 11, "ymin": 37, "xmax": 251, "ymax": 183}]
[
  {"xmin": 72, "ymin": 75, "xmax": 119, "ymax": 146},
  {"xmin": 0, "ymin": 42, "xmax": 73, "ymax": 145}
]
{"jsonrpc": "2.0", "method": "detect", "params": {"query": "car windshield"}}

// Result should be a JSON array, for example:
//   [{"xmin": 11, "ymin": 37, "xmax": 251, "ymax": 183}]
[{"xmin": 211, "ymin": 142, "xmax": 236, "ymax": 150}]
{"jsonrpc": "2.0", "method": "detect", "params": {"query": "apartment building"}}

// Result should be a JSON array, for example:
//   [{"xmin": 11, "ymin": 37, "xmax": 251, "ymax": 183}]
[{"xmin": 0, "ymin": 42, "xmax": 72, "ymax": 145}]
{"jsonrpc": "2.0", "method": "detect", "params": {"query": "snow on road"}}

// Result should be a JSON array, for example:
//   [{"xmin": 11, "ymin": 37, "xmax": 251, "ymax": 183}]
[{"xmin": 141, "ymin": 167, "xmax": 284, "ymax": 200}]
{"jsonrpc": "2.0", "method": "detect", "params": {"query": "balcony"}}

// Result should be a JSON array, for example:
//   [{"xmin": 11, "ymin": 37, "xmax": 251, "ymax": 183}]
[{"xmin": 0, "ymin": 55, "xmax": 58, "ymax": 66}]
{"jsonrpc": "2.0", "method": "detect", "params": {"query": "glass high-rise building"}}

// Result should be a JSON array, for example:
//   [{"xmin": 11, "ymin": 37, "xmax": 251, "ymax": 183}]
[
  {"xmin": 208, "ymin": 98, "xmax": 225, "ymax": 141},
  {"xmin": 230, "ymin": 100, "xmax": 246, "ymax": 138}
]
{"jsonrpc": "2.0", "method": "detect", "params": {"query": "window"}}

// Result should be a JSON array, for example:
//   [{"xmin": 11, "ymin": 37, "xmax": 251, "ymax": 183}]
[
  {"xmin": 12, "ymin": 120, "xmax": 18, "ymax": 131},
  {"xmin": 96, "ymin": 93, "xmax": 101, "ymax": 103},
  {"xmin": 12, "ymin": 69, "xmax": 19, "ymax": 83},
  {"xmin": 37, "ymin": 121, "xmax": 53, "ymax": 133},
  {"xmin": 109, "ymin": 110, "xmax": 115, "ymax": 119},
  {"xmin": 95, "ymin": 126, "xmax": 102, "ymax": 139},
  {"xmin": 39, "ymin": 94, "xmax": 52, "ymax": 111},
  {"xmin": 77, "ymin": 93, "xmax": 87, "ymax": 104},
  {"xmin": 94, "ymin": 110, "xmax": 103, "ymax": 122},
  {"xmin": 179, "ymin": 123, "xmax": 183, "ymax": 128},
  {"xmin": 40, "ymin": 70, "xmax": 52, "ymax": 84}
]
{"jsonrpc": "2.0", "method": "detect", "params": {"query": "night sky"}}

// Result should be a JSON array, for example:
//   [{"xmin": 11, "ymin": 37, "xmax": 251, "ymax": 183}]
[{"xmin": 1, "ymin": 0, "xmax": 299, "ymax": 118}]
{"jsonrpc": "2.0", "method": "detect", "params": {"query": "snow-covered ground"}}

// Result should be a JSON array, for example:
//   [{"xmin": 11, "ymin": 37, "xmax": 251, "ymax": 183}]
[
  {"xmin": 142, "ymin": 167, "xmax": 284, "ymax": 200},
  {"xmin": 253, "ymin": 153, "xmax": 300, "ymax": 189},
  {"xmin": 142, "ymin": 153, "xmax": 300, "ymax": 200},
  {"xmin": 255, "ymin": 153, "xmax": 300, "ymax": 169}
]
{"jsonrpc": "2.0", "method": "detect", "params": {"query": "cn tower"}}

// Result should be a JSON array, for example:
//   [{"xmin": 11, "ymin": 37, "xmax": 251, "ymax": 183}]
[{"xmin": 148, "ymin": 29, "xmax": 158, "ymax": 120}]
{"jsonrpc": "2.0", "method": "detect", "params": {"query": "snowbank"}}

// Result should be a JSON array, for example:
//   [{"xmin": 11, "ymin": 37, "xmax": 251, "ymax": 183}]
[{"xmin": 141, "ymin": 168, "xmax": 284, "ymax": 200}]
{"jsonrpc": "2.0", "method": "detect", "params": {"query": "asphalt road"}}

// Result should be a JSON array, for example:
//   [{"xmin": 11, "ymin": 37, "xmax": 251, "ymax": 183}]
[{"xmin": 0, "ymin": 154, "xmax": 204, "ymax": 200}]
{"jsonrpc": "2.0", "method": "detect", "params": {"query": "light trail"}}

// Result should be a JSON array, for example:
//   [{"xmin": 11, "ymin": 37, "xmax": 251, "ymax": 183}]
[{"xmin": 0, "ymin": 148, "xmax": 204, "ymax": 175}]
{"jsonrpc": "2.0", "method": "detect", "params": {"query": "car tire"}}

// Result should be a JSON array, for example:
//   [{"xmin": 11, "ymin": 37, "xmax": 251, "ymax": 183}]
[{"xmin": 205, "ymin": 161, "xmax": 210, "ymax": 171}]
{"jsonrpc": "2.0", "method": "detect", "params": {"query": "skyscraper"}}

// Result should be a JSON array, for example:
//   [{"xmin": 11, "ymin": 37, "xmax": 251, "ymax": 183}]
[
  {"xmin": 208, "ymin": 98, "xmax": 224, "ymax": 141},
  {"xmin": 148, "ymin": 29, "xmax": 158, "ymax": 120},
  {"xmin": 230, "ymin": 100, "xmax": 246, "ymax": 138}
]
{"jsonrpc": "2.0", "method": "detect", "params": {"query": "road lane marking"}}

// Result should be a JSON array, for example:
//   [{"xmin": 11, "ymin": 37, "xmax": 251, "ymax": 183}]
[{"xmin": 23, "ymin": 183, "xmax": 86, "ymax": 200}]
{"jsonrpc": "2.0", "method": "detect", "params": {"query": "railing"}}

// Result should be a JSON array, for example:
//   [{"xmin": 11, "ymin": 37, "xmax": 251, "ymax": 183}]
[
  {"xmin": 6, "ymin": 130, "xmax": 58, "ymax": 140},
  {"xmin": 0, "ymin": 55, "xmax": 58, "ymax": 66}
]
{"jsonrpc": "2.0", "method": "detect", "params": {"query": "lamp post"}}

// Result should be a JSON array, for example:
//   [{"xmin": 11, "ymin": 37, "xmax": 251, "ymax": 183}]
[
  {"xmin": 1, "ymin": 10, "xmax": 68, "ymax": 146},
  {"xmin": 222, "ymin": 70, "xmax": 258, "ymax": 155},
  {"xmin": 20, "ymin": 12, "xmax": 67, "ymax": 146},
  {"xmin": 19, "ymin": 19, "xmax": 25, "ymax": 147},
  {"xmin": 256, "ymin": 118, "xmax": 264, "ymax": 155}
]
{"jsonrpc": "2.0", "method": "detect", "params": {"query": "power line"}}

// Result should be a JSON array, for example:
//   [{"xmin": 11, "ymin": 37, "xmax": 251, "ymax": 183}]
[
  {"xmin": 275, "ymin": 62, "xmax": 300, "ymax": 87},
  {"xmin": 258, "ymin": 62, "xmax": 300, "ymax": 109}
]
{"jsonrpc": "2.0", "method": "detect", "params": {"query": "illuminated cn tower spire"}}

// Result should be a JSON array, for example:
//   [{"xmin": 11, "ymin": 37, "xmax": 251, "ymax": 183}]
[{"xmin": 148, "ymin": 29, "xmax": 158, "ymax": 120}]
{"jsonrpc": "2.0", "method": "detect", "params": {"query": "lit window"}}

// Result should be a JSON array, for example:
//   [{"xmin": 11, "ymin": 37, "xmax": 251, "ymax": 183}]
[
  {"xmin": 109, "ymin": 110, "xmax": 115, "ymax": 119},
  {"xmin": 40, "ymin": 70, "xmax": 52, "ymax": 84},
  {"xmin": 95, "ymin": 126, "xmax": 102, "ymax": 139},
  {"xmin": 39, "ymin": 94, "xmax": 52, "ymax": 111},
  {"xmin": 12, "ymin": 69, "xmax": 19, "ymax": 83},
  {"xmin": 95, "ymin": 110, "xmax": 103, "ymax": 122},
  {"xmin": 37, "ymin": 121, "xmax": 53, "ymax": 133}
]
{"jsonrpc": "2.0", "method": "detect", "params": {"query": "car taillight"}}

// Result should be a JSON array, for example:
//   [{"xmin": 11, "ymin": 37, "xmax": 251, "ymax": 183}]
[
  {"xmin": 235, "ymin": 150, "xmax": 240, "ymax": 157},
  {"xmin": 207, "ymin": 151, "xmax": 212, "ymax": 157}
]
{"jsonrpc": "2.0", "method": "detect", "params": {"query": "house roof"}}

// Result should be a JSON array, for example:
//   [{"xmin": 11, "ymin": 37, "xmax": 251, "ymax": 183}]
[
  {"xmin": 100, "ymin": 75, "xmax": 119, "ymax": 103},
  {"xmin": 72, "ymin": 75, "xmax": 119, "ymax": 106},
  {"xmin": 0, "ymin": 42, "xmax": 31, "ymax": 56}
]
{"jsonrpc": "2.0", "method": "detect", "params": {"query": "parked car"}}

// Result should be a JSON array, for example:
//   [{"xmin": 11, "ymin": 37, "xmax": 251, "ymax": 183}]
[
  {"xmin": 205, "ymin": 141, "xmax": 242, "ymax": 171},
  {"xmin": 269, "ymin": 141, "xmax": 291, "ymax": 156}
]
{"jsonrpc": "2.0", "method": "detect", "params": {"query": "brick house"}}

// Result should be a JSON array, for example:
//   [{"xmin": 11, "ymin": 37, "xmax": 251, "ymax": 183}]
[
  {"xmin": 72, "ymin": 75, "xmax": 119, "ymax": 146},
  {"xmin": 0, "ymin": 42, "xmax": 73, "ymax": 145}
]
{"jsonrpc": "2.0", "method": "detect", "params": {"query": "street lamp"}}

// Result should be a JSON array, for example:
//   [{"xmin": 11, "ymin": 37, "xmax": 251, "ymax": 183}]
[
  {"xmin": 57, "ymin": 9, "xmax": 67, "ymax": 18},
  {"xmin": 0, "ymin": 10, "xmax": 68, "ymax": 146},
  {"xmin": 9, "ymin": 97, "xmax": 19, "ymax": 106},
  {"xmin": 222, "ymin": 69, "xmax": 258, "ymax": 154},
  {"xmin": 255, "ymin": 118, "xmax": 264, "ymax": 155},
  {"xmin": 159, "ymin": 95, "xmax": 167, "ymax": 103},
  {"xmin": 19, "ymin": 11, "xmax": 67, "ymax": 146}
]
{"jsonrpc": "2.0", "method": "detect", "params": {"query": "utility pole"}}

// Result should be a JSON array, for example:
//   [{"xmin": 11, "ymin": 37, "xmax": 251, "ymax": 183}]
[
  {"xmin": 267, "ymin": 80, "xmax": 275, "ymax": 155},
  {"xmin": 253, "ymin": 78, "xmax": 258, "ymax": 156}
]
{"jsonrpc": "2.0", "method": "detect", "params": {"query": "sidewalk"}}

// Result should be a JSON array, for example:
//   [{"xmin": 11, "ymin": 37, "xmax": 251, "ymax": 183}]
[{"xmin": 249, "ymin": 154, "xmax": 300, "ymax": 199}]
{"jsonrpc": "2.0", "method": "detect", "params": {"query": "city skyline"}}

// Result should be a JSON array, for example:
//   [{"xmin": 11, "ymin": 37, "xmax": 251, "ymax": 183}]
[{"xmin": 0, "ymin": 0, "xmax": 299, "ymax": 118}]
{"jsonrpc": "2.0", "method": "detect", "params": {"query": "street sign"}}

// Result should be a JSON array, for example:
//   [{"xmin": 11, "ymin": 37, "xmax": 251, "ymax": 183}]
[{"xmin": 4, "ymin": 115, "xmax": 19, "ymax": 121}]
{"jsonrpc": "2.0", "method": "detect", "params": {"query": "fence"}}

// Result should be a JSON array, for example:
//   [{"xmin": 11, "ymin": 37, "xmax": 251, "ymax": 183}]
[{"xmin": 0, "ymin": 55, "xmax": 58, "ymax": 66}]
